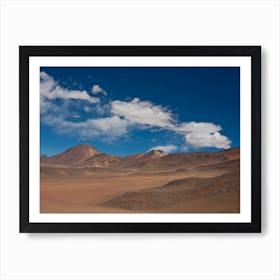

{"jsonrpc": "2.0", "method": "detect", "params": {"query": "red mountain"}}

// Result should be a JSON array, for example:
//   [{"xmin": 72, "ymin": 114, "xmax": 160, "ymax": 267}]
[
  {"xmin": 82, "ymin": 153, "xmax": 121, "ymax": 167},
  {"xmin": 114, "ymin": 150, "xmax": 166, "ymax": 168},
  {"xmin": 41, "ymin": 143, "xmax": 240, "ymax": 169},
  {"xmin": 41, "ymin": 144, "xmax": 100, "ymax": 166}
]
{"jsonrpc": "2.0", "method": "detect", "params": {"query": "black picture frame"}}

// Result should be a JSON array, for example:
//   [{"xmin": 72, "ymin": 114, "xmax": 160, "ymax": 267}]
[{"xmin": 20, "ymin": 46, "xmax": 261, "ymax": 233}]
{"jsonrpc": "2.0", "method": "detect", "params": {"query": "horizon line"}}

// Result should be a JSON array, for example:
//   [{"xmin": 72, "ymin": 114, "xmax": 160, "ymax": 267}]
[{"xmin": 40, "ymin": 144, "xmax": 240, "ymax": 158}]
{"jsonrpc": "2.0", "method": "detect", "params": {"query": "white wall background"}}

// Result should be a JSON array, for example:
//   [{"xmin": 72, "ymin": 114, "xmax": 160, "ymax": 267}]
[{"xmin": 0, "ymin": 0, "xmax": 279, "ymax": 279}]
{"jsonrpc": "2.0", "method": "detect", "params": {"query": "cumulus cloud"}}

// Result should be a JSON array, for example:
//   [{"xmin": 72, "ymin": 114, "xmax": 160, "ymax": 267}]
[
  {"xmin": 40, "ymin": 72, "xmax": 127, "ymax": 140},
  {"xmin": 175, "ymin": 121, "xmax": 231, "ymax": 149},
  {"xmin": 148, "ymin": 145, "xmax": 178, "ymax": 154},
  {"xmin": 42, "ymin": 114, "xmax": 130, "ymax": 140},
  {"xmin": 40, "ymin": 72, "xmax": 232, "ymax": 149},
  {"xmin": 184, "ymin": 131, "xmax": 231, "ymax": 149},
  {"xmin": 40, "ymin": 72, "xmax": 100, "ymax": 104},
  {"xmin": 92, "ymin": 85, "xmax": 107, "ymax": 96},
  {"xmin": 86, "ymin": 115, "xmax": 129, "ymax": 138},
  {"xmin": 111, "ymin": 98, "xmax": 174, "ymax": 128},
  {"xmin": 175, "ymin": 122, "xmax": 221, "ymax": 134}
]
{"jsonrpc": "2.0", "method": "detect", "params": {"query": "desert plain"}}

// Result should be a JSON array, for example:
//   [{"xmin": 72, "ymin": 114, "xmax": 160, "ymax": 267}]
[{"xmin": 40, "ymin": 144, "xmax": 240, "ymax": 213}]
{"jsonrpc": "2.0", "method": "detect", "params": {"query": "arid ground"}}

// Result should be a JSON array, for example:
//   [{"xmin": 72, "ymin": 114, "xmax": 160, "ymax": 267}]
[{"xmin": 40, "ymin": 144, "xmax": 240, "ymax": 213}]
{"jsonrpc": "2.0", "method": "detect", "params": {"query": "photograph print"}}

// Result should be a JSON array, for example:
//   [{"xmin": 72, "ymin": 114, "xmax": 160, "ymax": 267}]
[
  {"xmin": 40, "ymin": 66, "xmax": 240, "ymax": 214},
  {"xmin": 20, "ymin": 46, "xmax": 261, "ymax": 232}
]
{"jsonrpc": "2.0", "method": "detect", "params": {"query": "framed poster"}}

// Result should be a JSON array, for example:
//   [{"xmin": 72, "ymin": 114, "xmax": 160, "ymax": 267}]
[{"xmin": 20, "ymin": 46, "xmax": 261, "ymax": 233}]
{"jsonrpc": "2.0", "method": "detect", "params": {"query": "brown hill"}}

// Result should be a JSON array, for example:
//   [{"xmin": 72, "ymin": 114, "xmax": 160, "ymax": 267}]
[
  {"xmin": 116, "ymin": 153, "xmax": 145, "ymax": 166},
  {"xmin": 111, "ymin": 148, "xmax": 240, "ymax": 170},
  {"xmin": 114, "ymin": 150, "xmax": 166, "ymax": 168},
  {"xmin": 82, "ymin": 153, "xmax": 121, "ymax": 167},
  {"xmin": 103, "ymin": 171, "xmax": 240, "ymax": 211},
  {"xmin": 41, "ymin": 144, "xmax": 100, "ymax": 166},
  {"xmin": 40, "ymin": 145, "xmax": 240, "ymax": 213},
  {"xmin": 141, "ymin": 148, "xmax": 240, "ymax": 169},
  {"xmin": 41, "ymin": 144, "xmax": 240, "ymax": 170}
]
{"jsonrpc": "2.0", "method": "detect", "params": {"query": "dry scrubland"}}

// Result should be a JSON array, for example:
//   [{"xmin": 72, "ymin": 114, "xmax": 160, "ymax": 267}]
[{"xmin": 40, "ymin": 144, "xmax": 240, "ymax": 213}]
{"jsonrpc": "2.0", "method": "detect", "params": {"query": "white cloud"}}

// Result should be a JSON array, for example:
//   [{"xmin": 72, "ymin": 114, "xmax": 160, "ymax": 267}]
[
  {"xmin": 175, "ymin": 122, "xmax": 221, "ymax": 134},
  {"xmin": 111, "ymin": 98, "xmax": 174, "ymax": 128},
  {"xmin": 148, "ymin": 145, "xmax": 178, "ymax": 154},
  {"xmin": 41, "ymin": 114, "xmax": 130, "ymax": 140},
  {"xmin": 40, "ymin": 72, "xmax": 130, "ymax": 140},
  {"xmin": 86, "ymin": 115, "xmax": 129, "ymax": 138},
  {"xmin": 185, "ymin": 131, "xmax": 231, "ymax": 149},
  {"xmin": 92, "ymin": 85, "xmax": 107, "ymax": 96},
  {"xmin": 175, "ymin": 121, "xmax": 231, "ymax": 149},
  {"xmin": 40, "ymin": 96, "xmax": 52, "ymax": 114},
  {"xmin": 40, "ymin": 72, "xmax": 100, "ymax": 104},
  {"xmin": 40, "ymin": 73, "xmax": 232, "ymax": 149},
  {"xmin": 111, "ymin": 100, "xmax": 231, "ymax": 150}
]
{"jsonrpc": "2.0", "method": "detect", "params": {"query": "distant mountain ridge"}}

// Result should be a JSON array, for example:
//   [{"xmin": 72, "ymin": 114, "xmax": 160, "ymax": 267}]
[
  {"xmin": 41, "ymin": 144, "xmax": 100, "ymax": 166},
  {"xmin": 41, "ymin": 143, "xmax": 240, "ymax": 168}
]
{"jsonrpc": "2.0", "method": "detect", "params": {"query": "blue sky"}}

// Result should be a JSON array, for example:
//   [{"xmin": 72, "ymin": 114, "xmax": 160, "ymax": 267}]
[{"xmin": 40, "ymin": 67, "xmax": 240, "ymax": 156}]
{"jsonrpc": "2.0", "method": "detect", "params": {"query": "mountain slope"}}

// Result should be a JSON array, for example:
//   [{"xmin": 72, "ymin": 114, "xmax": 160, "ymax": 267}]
[
  {"xmin": 41, "ymin": 144, "xmax": 240, "ymax": 169},
  {"xmin": 114, "ymin": 150, "xmax": 166, "ymax": 168},
  {"xmin": 104, "ymin": 171, "xmax": 240, "ymax": 210},
  {"xmin": 140, "ymin": 148, "xmax": 240, "ymax": 169},
  {"xmin": 41, "ymin": 144, "xmax": 101, "ymax": 166},
  {"xmin": 82, "ymin": 153, "xmax": 122, "ymax": 167}
]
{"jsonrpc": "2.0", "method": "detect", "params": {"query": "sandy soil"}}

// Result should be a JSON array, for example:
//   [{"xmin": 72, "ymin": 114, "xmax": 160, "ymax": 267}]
[{"xmin": 40, "ymin": 161, "xmax": 240, "ymax": 213}]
